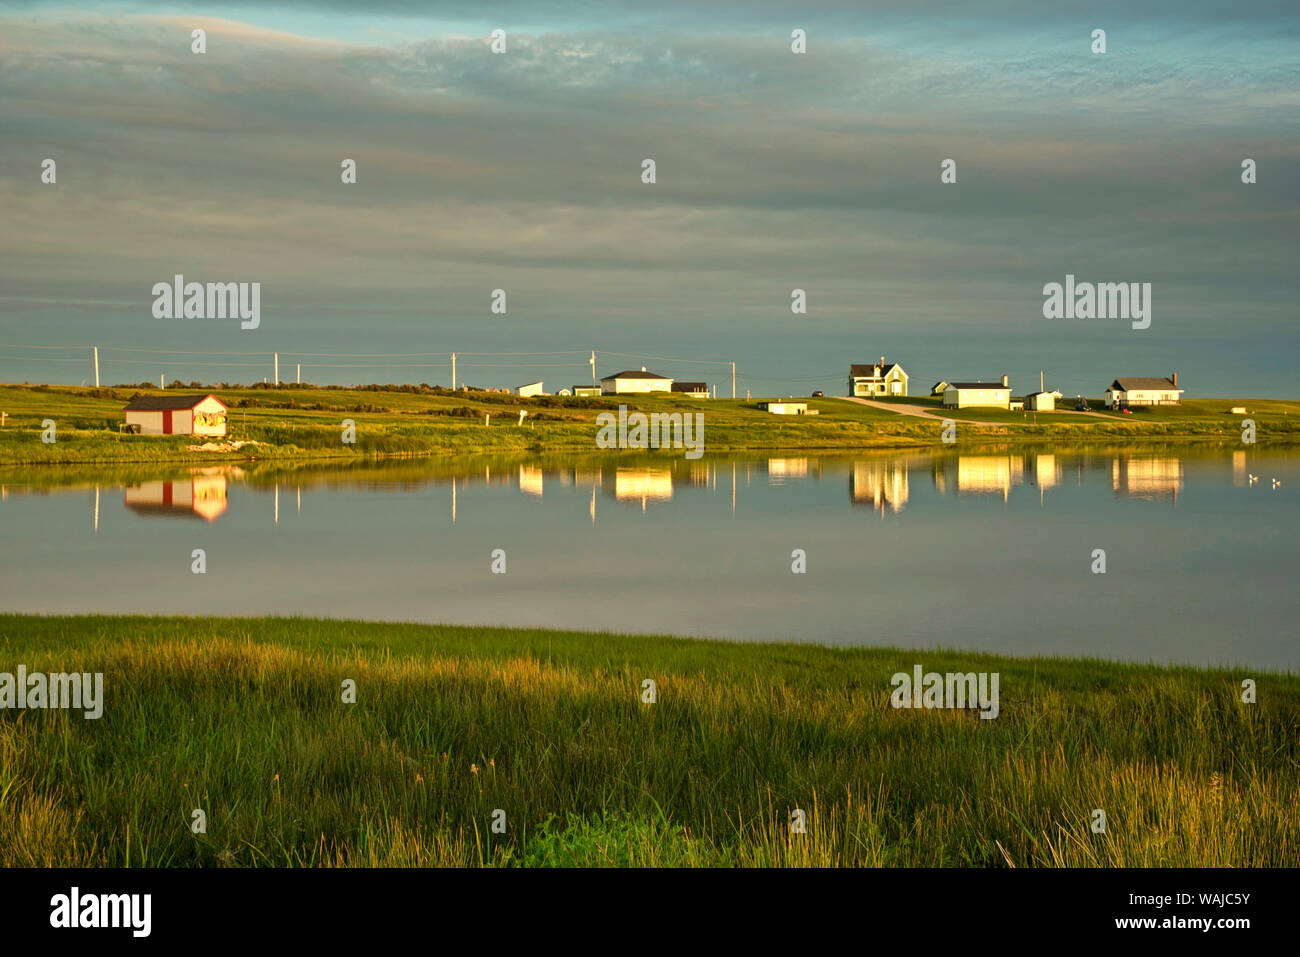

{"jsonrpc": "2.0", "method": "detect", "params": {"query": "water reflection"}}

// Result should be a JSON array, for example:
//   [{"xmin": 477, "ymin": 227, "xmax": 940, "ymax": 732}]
[
  {"xmin": 0, "ymin": 450, "xmax": 1265, "ymax": 530},
  {"xmin": 124, "ymin": 473, "xmax": 230, "ymax": 522},
  {"xmin": 609, "ymin": 467, "xmax": 673, "ymax": 508},
  {"xmin": 851, "ymin": 460, "xmax": 909, "ymax": 514},
  {"xmin": 1, "ymin": 448, "xmax": 1293, "ymax": 668},
  {"xmin": 1112, "ymin": 455, "xmax": 1183, "ymax": 502},
  {"xmin": 768, "ymin": 457, "xmax": 809, "ymax": 483}
]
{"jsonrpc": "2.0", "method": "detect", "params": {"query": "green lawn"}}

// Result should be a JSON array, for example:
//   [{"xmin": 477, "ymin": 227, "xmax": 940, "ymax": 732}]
[{"xmin": 0, "ymin": 614, "xmax": 1294, "ymax": 867}]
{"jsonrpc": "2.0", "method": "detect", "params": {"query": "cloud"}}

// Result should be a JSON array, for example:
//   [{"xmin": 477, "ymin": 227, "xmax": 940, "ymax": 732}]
[{"xmin": 0, "ymin": 5, "xmax": 1297, "ymax": 393}]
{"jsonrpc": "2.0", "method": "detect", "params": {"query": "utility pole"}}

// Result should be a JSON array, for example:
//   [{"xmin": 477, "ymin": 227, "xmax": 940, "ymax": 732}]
[
  {"xmin": 92, "ymin": 347, "xmax": 99, "ymax": 388},
  {"xmin": 451, "ymin": 353, "xmax": 457, "ymax": 391},
  {"xmin": 160, "ymin": 374, "xmax": 165, "ymax": 389},
  {"xmin": 731, "ymin": 362, "xmax": 736, "ymax": 399},
  {"xmin": 274, "ymin": 352, "xmax": 279, "ymax": 387},
  {"xmin": 297, "ymin": 363, "xmax": 301, "ymax": 385},
  {"xmin": 590, "ymin": 351, "xmax": 596, "ymax": 386}
]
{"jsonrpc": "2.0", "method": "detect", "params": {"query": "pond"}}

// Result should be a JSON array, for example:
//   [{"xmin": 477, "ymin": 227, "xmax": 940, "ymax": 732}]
[{"xmin": 1, "ymin": 447, "xmax": 1295, "ymax": 669}]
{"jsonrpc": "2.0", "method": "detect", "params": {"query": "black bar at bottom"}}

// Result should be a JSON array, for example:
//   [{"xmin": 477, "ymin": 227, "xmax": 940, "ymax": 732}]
[{"xmin": 0, "ymin": 867, "xmax": 1277, "ymax": 944}]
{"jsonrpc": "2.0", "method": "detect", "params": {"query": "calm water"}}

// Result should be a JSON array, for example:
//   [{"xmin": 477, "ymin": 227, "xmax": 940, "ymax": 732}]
[{"xmin": 1, "ymin": 449, "xmax": 1296, "ymax": 670}]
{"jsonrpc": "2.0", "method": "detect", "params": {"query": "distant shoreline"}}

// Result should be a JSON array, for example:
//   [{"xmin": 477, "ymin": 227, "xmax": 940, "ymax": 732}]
[{"xmin": 2, "ymin": 382, "xmax": 1297, "ymax": 466}]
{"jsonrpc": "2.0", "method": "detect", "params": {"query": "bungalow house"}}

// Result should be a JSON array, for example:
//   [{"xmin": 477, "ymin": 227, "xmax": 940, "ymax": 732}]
[
  {"xmin": 600, "ymin": 368, "xmax": 674, "ymax": 395},
  {"xmin": 515, "ymin": 381, "xmax": 546, "ymax": 397},
  {"xmin": 1104, "ymin": 375, "xmax": 1183, "ymax": 409},
  {"xmin": 758, "ymin": 401, "xmax": 815, "ymax": 415},
  {"xmin": 123, "ymin": 394, "xmax": 228, "ymax": 436},
  {"xmin": 848, "ymin": 357, "xmax": 908, "ymax": 397},
  {"xmin": 671, "ymin": 381, "xmax": 710, "ymax": 398},
  {"xmin": 930, "ymin": 381, "xmax": 950, "ymax": 397},
  {"xmin": 942, "ymin": 377, "xmax": 1012, "ymax": 410},
  {"xmin": 570, "ymin": 385, "xmax": 602, "ymax": 397}
]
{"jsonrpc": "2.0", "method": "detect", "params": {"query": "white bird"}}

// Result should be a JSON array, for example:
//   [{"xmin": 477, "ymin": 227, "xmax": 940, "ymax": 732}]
[
  {"xmin": 1272, "ymin": 478, "xmax": 1281, "ymax": 488},
  {"xmin": 1249, "ymin": 474, "xmax": 1258, "ymax": 484}
]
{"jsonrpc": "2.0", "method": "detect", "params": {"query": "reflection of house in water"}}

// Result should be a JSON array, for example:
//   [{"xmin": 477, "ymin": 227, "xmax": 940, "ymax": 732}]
[
  {"xmin": 518, "ymin": 465, "xmax": 544, "ymax": 498},
  {"xmin": 602, "ymin": 467, "xmax": 674, "ymax": 510},
  {"xmin": 1028, "ymin": 453, "xmax": 1062, "ymax": 490},
  {"xmin": 955, "ymin": 455, "xmax": 1017, "ymax": 501},
  {"xmin": 850, "ymin": 460, "xmax": 909, "ymax": 513},
  {"xmin": 768, "ymin": 458, "xmax": 809, "ymax": 482},
  {"xmin": 124, "ymin": 475, "xmax": 229, "ymax": 521},
  {"xmin": 685, "ymin": 461, "xmax": 711, "ymax": 489},
  {"xmin": 1112, "ymin": 456, "xmax": 1182, "ymax": 501}
]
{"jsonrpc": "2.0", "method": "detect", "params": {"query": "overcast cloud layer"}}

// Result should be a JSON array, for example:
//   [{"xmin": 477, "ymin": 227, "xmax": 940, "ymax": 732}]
[{"xmin": 1, "ymin": 2, "xmax": 1297, "ymax": 395}]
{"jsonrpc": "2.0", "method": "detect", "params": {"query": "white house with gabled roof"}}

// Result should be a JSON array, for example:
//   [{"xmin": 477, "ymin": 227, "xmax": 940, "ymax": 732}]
[{"xmin": 600, "ymin": 368, "xmax": 674, "ymax": 395}]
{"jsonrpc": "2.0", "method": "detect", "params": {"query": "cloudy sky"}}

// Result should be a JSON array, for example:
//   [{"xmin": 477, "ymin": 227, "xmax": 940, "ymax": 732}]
[{"xmin": 1, "ymin": 1, "xmax": 1297, "ymax": 396}]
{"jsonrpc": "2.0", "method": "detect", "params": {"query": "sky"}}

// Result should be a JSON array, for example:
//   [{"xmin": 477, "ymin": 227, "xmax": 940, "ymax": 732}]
[{"xmin": 1, "ymin": 1, "xmax": 1297, "ymax": 397}]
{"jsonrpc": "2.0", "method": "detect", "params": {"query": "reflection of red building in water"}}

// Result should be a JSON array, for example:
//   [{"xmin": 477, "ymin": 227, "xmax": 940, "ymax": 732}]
[{"xmin": 124, "ymin": 475, "xmax": 229, "ymax": 521}]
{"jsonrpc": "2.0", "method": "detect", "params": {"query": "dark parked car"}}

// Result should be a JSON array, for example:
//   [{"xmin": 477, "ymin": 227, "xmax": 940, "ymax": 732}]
[
  {"xmin": 811, "ymin": 390, "xmax": 824, "ymax": 397},
  {"xmin": 1075, "ymin": 400, "xmax": 1091, "ymax": 412}
]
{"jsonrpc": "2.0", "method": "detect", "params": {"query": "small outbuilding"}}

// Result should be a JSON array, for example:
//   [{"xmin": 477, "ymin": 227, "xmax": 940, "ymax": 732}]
[
  {"xmin": 123, "ymin": 394, "xmax": 228, "ymax": 436},
  {"xmin": 941, "ymin": 377, "xmax": 1012, "ymax": 409},
  {"xmin": 1025, "ymin": 392, "xmax": 1055, "ymax": 411},
  {"xmin": 758, "ymin": 401, "xmax": 813, "ymax": 415}
]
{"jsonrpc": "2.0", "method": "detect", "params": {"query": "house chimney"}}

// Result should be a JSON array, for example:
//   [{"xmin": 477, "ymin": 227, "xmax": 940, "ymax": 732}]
[
  {"xmin": 1001, "ymin": 374, "xmax": 1009, "ymax": 388},
  {"xmin": 1171, "ymin": 372, "xmax": 1178, "ymax": 388},
  {"xmin": 879, "ymin": 356, "xmax": 885, "ymax": 367},
  {"xmin": 641, "ymin": 366, "xmax": 646, "ymax": 372}
]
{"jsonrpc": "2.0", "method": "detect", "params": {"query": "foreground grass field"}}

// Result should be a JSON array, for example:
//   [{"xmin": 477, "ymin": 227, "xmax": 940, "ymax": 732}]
[
  {"xmin": 2, "ymin": 383, "xmax": 1297, "ymax": 464},
  {"xmin": 0, "ymin": 615, "xmax": 1294, "ymax": 867}
]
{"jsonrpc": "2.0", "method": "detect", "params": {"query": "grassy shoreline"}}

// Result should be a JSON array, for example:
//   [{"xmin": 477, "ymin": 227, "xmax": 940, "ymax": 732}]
[
  {"xmin": 0, "ymin": 614, "xmax": 1294, "ymax": 867},
  {"xmin": 3, "ymin": 383, "xmax": 1298, "ymax": 465}
]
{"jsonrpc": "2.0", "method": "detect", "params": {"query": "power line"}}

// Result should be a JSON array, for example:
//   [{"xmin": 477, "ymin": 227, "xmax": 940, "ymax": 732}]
[
  {"xmin": 0, "ymin": 344, "xmax": 90, "ymax": 352},
  {"xmin": 599, "ymin": 350, "xmax": 732, "ymax": 366}
]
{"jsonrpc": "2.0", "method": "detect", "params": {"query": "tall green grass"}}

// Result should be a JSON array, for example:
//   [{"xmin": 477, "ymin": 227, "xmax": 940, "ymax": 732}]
[{"xmin": 0, "ymin": 615, "xmax": 1293, "ymax": 867}]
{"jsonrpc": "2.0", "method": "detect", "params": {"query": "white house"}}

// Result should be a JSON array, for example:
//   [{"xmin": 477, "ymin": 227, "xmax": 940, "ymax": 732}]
[
  {"xmin": 942, "ymin": 377, "xmax": 1012, "ymax": 409},
  {"xmin": 600, "ymin": 368, "xmax": 674, "ymax": 395},
  {"xmin": 515, "ymin": 381, "xmax": 546, "ymax": 397},
  {"xmin": 123, "ymin": 394, "xmax": 228, "ymax": 436},
  {"xmin": 1104, "ymin": 375, "xmax": 1183, "ymax": 409},
  {"xmin": 671, "ymin": 381, "xmax": 710, "ymax": 398},
  {"xmin": 570, "ymin": 385, "xmax": 602, "ymax": 397},
  {"xmin": 758, "ymin": 401, "xmax": 813, "ymax": 415},
  {"xmin": 1025, "ymin": 391, "xmax": 1056, "ymax": 411},
  {"xmin": 849, "ymin": 358, "xmax": 908, "ymax": 397}
]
